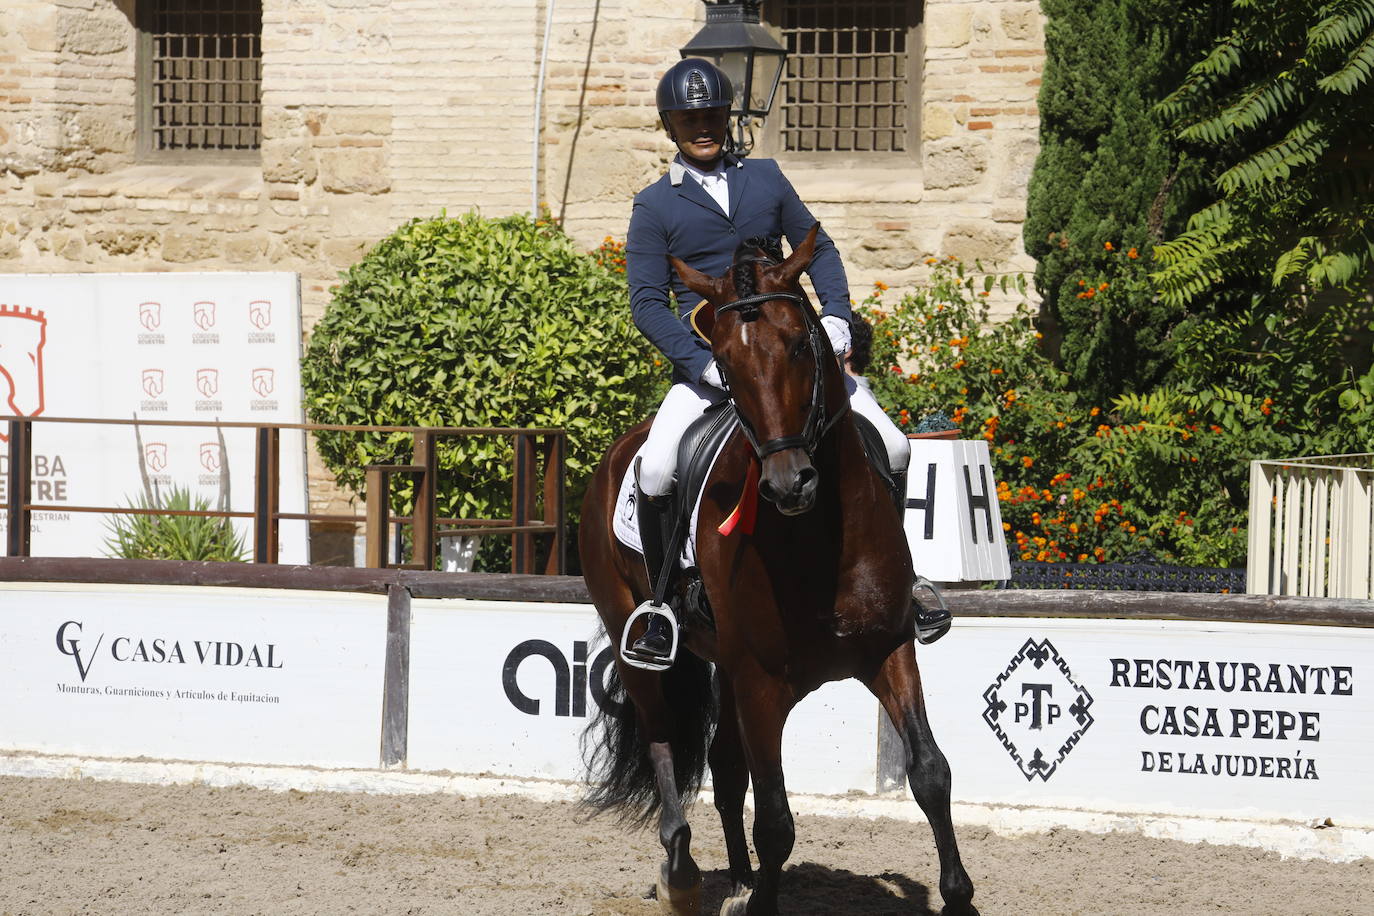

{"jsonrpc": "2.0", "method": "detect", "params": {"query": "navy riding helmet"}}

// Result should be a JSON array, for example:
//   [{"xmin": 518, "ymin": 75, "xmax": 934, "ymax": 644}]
[{"xmin": 656, "ymin": 58, "xmax": 735, "ymax": 133}]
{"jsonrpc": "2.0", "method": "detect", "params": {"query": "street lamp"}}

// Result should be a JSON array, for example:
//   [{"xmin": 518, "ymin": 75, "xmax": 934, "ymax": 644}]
[{"xmin": 680, "ymin": 0, "xmax": 787, "ymax": 155}]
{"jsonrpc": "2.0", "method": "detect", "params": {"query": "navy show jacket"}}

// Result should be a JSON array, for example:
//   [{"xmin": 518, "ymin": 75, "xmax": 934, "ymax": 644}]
[{"xmin": 625, "ymin": 155, "xmax": 852, "ymax": 384}]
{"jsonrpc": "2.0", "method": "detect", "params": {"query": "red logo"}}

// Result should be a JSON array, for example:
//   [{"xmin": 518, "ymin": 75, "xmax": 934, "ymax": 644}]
[
  {"xmin": 196, "ymin": 368, "xmax": 219, "ymax": 398},
  {"xmin": 193, "ymin": 300, "xmax": 216, "ymax": 331},
  {"xmin": 0, "ymin": 305, "xmax": 48, "ymax": 442},
  {"xmin": 199, "ymin": 442, "xmax": 222, "ymax": 472},
  {"xmin": 141, "ymin": 368, "xmax": 165, "ymax": 398},
  {"xmin": 249, "ymin": 299, "xmax": 272, "ymax": 330},
  {"xmin": 139, "ymin": 301, "xmax": 162, "ymax": 331},
  {"xmin": 144, "ymin": 442, "xmax": 168, "ymax": 473},
  {"xmin": 251, "ymin": 367, "xmax": 274, "ymax": 397}
]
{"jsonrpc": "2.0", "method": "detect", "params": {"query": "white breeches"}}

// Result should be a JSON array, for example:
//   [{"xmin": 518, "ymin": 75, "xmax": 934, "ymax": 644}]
[{"xmin": 636, "ymin": 374, "xmax": 911, "ymax": 498}]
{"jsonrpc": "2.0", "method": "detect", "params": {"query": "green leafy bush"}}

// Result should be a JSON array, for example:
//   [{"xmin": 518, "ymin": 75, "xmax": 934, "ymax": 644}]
[
  {"xmin": 104, "ymin": 486, "xmax": 247, "ymax": 562},
  {"xmin": 301, "ymin": 213, "xmax": 664, "ymax": 558}
]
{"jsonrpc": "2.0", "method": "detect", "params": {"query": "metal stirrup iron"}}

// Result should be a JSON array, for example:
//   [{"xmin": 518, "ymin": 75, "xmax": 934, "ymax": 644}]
[
  {"xmin": 912, "ymin": 575, "xmax": 952, "ymax": 645},
  {"xmin": 620, "ymin": 602, "xmax": 681, "ymax": 672}
]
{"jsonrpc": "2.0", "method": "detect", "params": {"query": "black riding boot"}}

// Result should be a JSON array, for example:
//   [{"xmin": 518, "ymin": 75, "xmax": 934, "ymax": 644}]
[
  {"xmin": 891, "ymin": 470, "xmax": 952, "ymax": 645},
  {"xmin": 631, "ymin": 486, "xmax": 678, "ymax": 661}
]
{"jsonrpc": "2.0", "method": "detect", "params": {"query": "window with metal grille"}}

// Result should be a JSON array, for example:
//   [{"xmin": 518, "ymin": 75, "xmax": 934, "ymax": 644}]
[
  {"xmin": 769, "ymin": 1, "xmax": 920, "ymax": 156},
  {"xmin": 137, "ymin": 0, "xmax": 263, "ymax": 158}
]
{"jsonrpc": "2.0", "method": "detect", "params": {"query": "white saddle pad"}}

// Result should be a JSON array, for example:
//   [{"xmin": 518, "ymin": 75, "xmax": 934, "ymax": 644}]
[{"xmin": 611, "ymin": 442, "xmax": 730, "ymax": 569}]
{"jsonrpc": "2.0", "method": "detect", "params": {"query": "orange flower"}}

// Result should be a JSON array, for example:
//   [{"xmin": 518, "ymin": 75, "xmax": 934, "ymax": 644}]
[
  {"xmin": 990, "ymin": 367, "xmax": 1004, "ymax": 375},
  {"xmin": 1021, "ymin": 455, "xmax": 1034, "ymax": 468},
  {"xmin": 1104, "ymin": 241, "xmax": 1114, "ymax": 251},
  {"xmin": 874, "ymin": 280, "xmax": 889, "ymax": 291},
  {"xmin": 1127, "ymin": 247, "xmax": 1139, "ymax": 259}
]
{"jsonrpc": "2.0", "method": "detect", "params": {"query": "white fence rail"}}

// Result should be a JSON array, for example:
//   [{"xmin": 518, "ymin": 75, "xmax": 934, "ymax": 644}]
[{"xmin": 1248, "ymin": 454, "xmax": 1374, "ymax": 599}]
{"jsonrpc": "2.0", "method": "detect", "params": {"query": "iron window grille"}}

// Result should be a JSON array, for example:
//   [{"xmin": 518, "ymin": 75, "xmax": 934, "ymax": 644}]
[
  {"xmin": 136, "ymin": 0, "xmax": 263, "ymax": 160},
  {"xmin": 764, "ymin": 0, "xmax": 921, "ymax": 157}
]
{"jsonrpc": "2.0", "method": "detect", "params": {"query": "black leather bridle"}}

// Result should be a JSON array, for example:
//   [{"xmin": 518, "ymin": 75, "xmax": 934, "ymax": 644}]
[{"xmin": 714, "ymin": 278, "xmax": 850, "ymax": 460}]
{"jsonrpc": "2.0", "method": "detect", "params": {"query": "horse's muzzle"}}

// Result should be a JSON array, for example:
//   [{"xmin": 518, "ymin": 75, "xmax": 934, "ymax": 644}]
[{"xmin": 759, "ymin": 450, "xmax": 818, "ymax": 515}]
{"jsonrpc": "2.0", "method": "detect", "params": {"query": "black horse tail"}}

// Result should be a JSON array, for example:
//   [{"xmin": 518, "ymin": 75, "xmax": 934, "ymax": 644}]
[{"xmin": 580, "ymin": 651, "xmax": 717, "ymax": 827}]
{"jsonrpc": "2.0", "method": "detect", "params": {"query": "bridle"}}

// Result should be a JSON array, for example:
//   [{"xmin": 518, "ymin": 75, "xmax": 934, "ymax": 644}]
[{"xmin": 714, "ymin": 260, "xmax": 850, "ymax": 460}]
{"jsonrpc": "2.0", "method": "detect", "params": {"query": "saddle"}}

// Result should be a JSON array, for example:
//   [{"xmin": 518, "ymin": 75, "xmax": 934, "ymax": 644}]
[{"xmin": 657, "ymin": 401, "xmax": 897, "ymax": 630}]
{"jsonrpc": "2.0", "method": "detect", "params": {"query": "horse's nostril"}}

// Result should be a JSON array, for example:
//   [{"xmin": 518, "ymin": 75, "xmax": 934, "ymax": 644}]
[
  {"xmin": 759, "ymin": 479, "xmax": 778, "ymax": 503},
  {"xmin": 795, "ymin": 467, "xmax": 818, "ymax": 495}
]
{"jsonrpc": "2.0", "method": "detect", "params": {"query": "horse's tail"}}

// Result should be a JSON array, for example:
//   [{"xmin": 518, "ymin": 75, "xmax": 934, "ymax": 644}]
[{"xmin": 580, "ymin": 652, "xmax": 717, "ymax": 827}]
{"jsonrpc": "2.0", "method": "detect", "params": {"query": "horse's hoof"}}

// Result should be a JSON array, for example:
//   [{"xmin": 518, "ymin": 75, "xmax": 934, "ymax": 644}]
[
  {"xmin": 656, "ymin": 863, "xmax": 701, "ymax": 915},
  {"xmin": 718, "ymin": 889, "xmax": 752, "ymax": 916}
]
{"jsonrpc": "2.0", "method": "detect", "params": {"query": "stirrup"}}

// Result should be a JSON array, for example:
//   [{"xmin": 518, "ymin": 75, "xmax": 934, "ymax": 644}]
[
  {"xmin": 912, "ymin": 575, "xmax": 952, "ymax": 645},
  {"xmin": 620, "ymin": 602, "xmax": 680, "ymax": 672}
]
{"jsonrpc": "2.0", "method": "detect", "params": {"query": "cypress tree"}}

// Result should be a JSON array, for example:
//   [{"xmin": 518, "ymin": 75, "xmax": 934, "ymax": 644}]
[{"xmin": 1024, "ymin": 0, "xmax": 1217, "ymax": 405}]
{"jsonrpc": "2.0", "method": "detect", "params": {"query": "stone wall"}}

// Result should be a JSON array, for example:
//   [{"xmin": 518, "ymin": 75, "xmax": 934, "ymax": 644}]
[{"xmin": 1, "ymin": 0, "xmax": 1044, "ymax": 545}]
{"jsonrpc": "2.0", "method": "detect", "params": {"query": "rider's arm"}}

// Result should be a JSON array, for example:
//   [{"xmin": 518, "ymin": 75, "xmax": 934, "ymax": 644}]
[
  {"xmin": 772, "ymin": 161, "xmax": 852, "ymax": 325},
  {"xmin": 626, "ymin": 193, "xmax": 714, "ymax": 385}
]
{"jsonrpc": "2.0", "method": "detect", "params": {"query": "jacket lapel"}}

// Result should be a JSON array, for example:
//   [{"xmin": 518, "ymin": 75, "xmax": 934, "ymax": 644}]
[
  {"xmin": 676, "ymin": 175, "xmax": 729, "ymax": 219},
  {"xmin": 727, "ymin": 161, "xmax": 750, "ymax": 221}
]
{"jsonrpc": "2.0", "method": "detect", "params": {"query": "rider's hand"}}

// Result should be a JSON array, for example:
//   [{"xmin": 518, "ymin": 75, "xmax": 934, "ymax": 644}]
[
  {"xmin": 701, "ymin": 360, "xmax": 727, "ymax": 390},
  {"xmin": 821, "ymin": 315, "xmax": 852, "ymax": 357}
]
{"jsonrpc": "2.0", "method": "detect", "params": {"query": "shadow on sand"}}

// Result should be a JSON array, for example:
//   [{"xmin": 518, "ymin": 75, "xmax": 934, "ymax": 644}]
[{"xmin": 696, "ymin": 862, "xmax": 980, "ymax": 916}]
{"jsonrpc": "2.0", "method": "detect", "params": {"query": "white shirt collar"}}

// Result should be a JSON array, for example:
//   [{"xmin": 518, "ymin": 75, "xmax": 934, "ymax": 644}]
[{"xmin": 668, "ymin": 152, "xmax": 744, "ymax": 187}]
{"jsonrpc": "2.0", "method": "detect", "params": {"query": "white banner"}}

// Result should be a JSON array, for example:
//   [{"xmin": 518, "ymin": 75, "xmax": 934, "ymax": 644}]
[
  {"xmin": 0, "ymin": 272, "xmax": 308, "ymax": 562},
  {"xmin": 920, "ymin": 616, "xmax": 1373, "ymax": 826},
  {"xmin": 0, "ymin": 583, "xmax": 387, "ymax": 769},
  {"xmin": 905, "ymin": 439, "xmax": 1011, "ymax": 582},
  {"xmin": 406, "ymin": 598, "xmax": 879, "ymax": 795}
]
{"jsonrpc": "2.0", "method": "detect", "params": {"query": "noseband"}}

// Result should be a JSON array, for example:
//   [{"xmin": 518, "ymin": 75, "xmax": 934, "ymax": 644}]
[{"xmin": 715, "ymin": 267, "xmax": 850, "ymax": 460}]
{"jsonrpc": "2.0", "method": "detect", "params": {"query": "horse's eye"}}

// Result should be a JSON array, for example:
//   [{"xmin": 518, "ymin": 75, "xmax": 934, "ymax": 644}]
[{"xmin": 789, "ymin": 336, "xmax": 809, "ymax": 360}]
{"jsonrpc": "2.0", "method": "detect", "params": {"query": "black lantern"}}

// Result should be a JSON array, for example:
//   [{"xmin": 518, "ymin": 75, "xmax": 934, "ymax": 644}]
[{"xmin": 680, "ymin": 1, "xmax": 787, "ymax": 154}]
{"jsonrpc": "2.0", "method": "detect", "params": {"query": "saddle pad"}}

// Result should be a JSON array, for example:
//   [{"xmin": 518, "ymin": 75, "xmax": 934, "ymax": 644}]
[{"xmin": 611, "ymin": 440, "xmax": 730, "ymax": 569}]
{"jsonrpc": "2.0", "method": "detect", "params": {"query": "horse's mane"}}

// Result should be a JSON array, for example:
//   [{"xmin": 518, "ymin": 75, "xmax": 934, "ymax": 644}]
[{"xmin": 729, "ymin": 236, "xmax": 789, "ymax": 318}]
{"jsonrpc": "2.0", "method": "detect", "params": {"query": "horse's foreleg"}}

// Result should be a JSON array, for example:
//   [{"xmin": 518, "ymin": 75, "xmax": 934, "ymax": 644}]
[
  {"xmin": 621, "ymin": 668, "xmax": 703, "ymax": 916},
  {"xmin": 866, "ymin": 642, "xmax": 975, "ymax": 913},
  {"xmin": 722, "ymin": 672, "xmax": 793, "ymax": 916},
  {"xmin": 708, "ymin": 677, "xmax": 754, "ymax": 897}
]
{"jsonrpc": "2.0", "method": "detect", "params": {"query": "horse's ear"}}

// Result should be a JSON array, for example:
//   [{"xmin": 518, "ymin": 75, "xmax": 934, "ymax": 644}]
[
  {"xmin": 671, "ymin": 255, "xmax": 724, "ymax": 301},
  {"xmin": 772, "ymin": 223, "xmax": 821, "ymax": 288}
]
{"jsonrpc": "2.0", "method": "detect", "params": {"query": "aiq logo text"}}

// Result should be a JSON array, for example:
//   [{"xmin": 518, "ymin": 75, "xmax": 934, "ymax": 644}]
[{"xmin": 502, "ymin": 639, "xmax": 619, "ymax": 717}]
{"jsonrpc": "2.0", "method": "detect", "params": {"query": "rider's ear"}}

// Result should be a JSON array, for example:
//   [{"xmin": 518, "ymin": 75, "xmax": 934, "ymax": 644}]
[{"xmin": 771, "ymin": 223, "xmax": 821, "ymax": 288}]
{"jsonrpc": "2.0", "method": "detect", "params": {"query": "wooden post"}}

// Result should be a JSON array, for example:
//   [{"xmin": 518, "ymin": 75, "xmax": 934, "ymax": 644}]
[
  {"xmin": 511, "ymin": 433, "xmax": 537, "ymax": 573},
  {"xmin": 365, "ymin": 467, "xmax": 390, "ymax": 569},
  {"xmin": 5, "ymin": 420, "xmax": 32, "ymax": 558},
  {"xmin": 542, "ymin": 432, "xmax": 567, "ymax": 575},
  {"xmin": 412, "ymin": 430, "xmax": 435, "ymax": 572},
  {"xmin": 380, "ymin": 583, "xmax": 411, "ymax": 768},
  {"xmin": 253, "ymin": 426, "xmax": 281, "ymax": 564}
]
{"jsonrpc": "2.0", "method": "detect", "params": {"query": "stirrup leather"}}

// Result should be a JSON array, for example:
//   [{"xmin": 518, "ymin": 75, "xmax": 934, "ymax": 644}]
[
  {"xmin": 620, "ymin": 602, "xmax": 681, "ymax": 672},
  {"xmin": 912, "ymin": 575, "xmax": 952, "ymax": 645}
]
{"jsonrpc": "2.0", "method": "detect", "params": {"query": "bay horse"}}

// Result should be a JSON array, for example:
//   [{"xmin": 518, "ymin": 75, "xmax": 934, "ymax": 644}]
[{"xmin": 580, "ymin": 225, "xmax": 974, "ymax": 915}]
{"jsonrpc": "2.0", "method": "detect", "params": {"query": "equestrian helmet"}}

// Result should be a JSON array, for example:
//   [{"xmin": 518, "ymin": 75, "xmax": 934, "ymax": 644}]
[{"xmin": 656, "ymin": 58, "xmax": 734, "ymax": 131}]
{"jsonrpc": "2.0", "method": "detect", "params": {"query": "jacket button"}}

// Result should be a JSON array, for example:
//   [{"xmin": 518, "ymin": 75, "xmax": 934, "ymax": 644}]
[{"xmin": 729, "ymin": 228, "xmax": 736, "ymax": 234}]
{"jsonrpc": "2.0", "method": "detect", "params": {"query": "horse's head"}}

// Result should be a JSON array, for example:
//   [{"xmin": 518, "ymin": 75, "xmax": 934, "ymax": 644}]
[{"xmin": 671, "ymin": 224, "xmax": 838, "ymax": 516}]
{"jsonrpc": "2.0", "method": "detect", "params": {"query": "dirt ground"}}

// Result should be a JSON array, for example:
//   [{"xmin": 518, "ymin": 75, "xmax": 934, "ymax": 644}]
[{"xmin": 0, "ymin": 775, "xmax": 1369, "ymax": 916}]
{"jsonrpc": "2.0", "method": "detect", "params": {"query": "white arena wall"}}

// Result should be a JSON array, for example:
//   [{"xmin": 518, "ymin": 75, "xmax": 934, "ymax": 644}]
[{"xmin": 1, "ymin": 567, "xmax": 1372, "ymax": 860}]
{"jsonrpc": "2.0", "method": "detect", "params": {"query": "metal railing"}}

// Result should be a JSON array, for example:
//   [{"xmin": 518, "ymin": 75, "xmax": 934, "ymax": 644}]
[
  {"xmin": 3, "ymin": 416, "xmax": 566, "ymax": 575},
  {"xmin": 1248, "ymin": 454, "xmax": 1374, "ymax": 600}
]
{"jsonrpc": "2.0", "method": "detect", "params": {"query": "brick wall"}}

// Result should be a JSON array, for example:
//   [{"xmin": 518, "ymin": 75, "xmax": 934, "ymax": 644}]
[{"xmin": 0, "ymin": 0, "xmax": 1044, "ymax": 537}]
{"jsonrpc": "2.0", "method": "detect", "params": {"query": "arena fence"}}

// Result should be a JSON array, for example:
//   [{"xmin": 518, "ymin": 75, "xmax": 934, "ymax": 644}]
[
  {"xmin": 2, "ymin": 556, "xmax": 1372, "ymax": 841},
  {"xmin": 1248, "ymin": 454, "xmax": 1374, "ymax": 601}
]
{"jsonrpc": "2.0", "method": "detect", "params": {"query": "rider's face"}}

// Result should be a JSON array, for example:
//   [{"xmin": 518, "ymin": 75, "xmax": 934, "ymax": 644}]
[{"xmin": 666, "ymin": 107, "xmax": 730, "ymax": 168}]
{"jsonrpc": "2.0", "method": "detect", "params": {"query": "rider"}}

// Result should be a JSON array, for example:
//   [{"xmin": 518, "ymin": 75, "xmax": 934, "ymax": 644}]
[{"xmin": 623, "ymin": 58, "xmax": 950, "ymax": 664}]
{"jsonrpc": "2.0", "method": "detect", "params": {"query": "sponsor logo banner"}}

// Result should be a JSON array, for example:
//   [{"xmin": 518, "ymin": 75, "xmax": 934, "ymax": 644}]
[
  {"xmin": 0, "ymin": 273, "xmax": 306, "ymax": 562},
  {"xmin": 0, "ymin": 584, "xmax": 387, "ymax": 768}
]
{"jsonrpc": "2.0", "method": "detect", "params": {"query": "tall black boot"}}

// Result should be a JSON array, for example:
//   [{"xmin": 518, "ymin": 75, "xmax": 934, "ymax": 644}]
[
  {"xmin": 630, "ymin": 485, "xmax": 679, "ymax": 661},
  {"xmin": 892, "ymin": 469, "xmax": 952, "ymax": 644}
]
